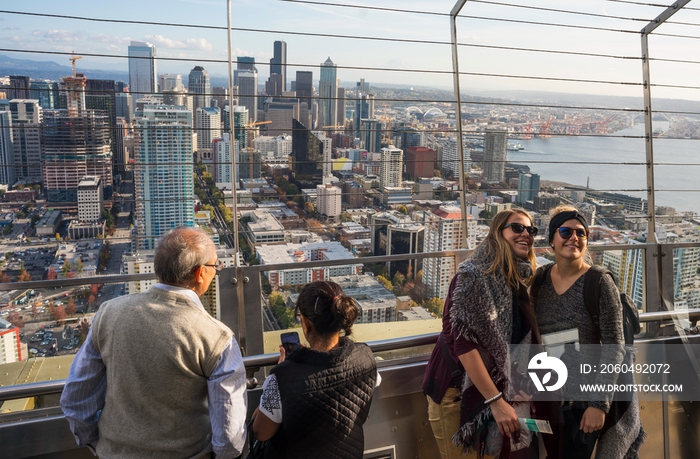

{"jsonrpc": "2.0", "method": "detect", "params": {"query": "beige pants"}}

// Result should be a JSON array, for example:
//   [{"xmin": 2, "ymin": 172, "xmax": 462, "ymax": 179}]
[{"xmin": 427, "ymin": 387, "xmax": 488, "ymax": 459}]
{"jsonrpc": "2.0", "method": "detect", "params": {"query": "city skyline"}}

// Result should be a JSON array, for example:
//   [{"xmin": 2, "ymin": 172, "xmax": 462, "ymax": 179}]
[{"xmin": 1, "ymin": 1, "xmax": 699, "ymax": 101}]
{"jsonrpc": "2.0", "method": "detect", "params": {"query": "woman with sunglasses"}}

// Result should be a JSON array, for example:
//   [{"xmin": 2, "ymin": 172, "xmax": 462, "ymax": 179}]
[
  {"xmin": 422, "ymin": 209, "xmax": 540, "ymax": 458},
  {"xmin": 532, "ymin": 206, "xmax": 645, "ymax": 459}
]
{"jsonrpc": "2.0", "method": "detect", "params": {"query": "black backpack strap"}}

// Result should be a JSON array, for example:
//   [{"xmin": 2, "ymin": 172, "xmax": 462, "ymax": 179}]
[
  {"xmin": 583, "ymin": 265, "xmax": 612, "ymax": 344},
  {"xmin": 529, "ymin": 263, "xmax": 553, "ymax": 310}
]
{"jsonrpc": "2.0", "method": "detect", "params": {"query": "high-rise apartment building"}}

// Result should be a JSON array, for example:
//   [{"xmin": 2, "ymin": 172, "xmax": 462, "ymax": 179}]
[
  {"xmin": 29, "ymin": 81, "xmax": 58, "ymax": 109},
  {"xmin": 128, "ymin": 41, "xmax": 157, "ymax": 104},
  {"xmin": 213, "ymin": 133, "xmax": 234, "ymax": 185},
  {"xmin": 134, "ymin": 104, "xmax": 194, "ymax": 249},
  {"xmin": 337, "ymin": 87, "xmax": 346, "ymax": 127},
  {"xmin": 195, "ymin": 106, "xmax": 221, "ymax": 160},
  {"xmin": 361, "ymin": 119, "xmax": 381, "ymax": 153},
  {"xmin": 270, "ymin": 40, "xmax": 287, "ymax": 93},
  {"xmin": 483, "ymin": 129, "xmax": 507, "ymax": 183},
  {"xmin": 115, "ymin": 92, "xmax": 133, "ymax": 123},
  {"xmin": 236, "ymin": 70, "xmax": 258, "ymax": 121},
  {"xmin": 8, "ymin": 99, "xmax": 42, "ymax": 182},
  {"xmin": 77, "ymin": 176, "xmax": 103, "ymax": 222},
  {"xmin": 380, "ymin": 145, "xmax": 403, "ymax": 189},
  {"xmin": 188, "ymin": 66, "xmax": 211, "ymax": 120},
  {"xmin": 223, "ymin": 105, "xmax": 249, "ymax": 152},
  {"xmin": 422, "ymin": 207, "xmax": 476, "ymax": 299},
  {"xmin": 518, "ymin": 173, "xmax": 541, "ymax": 204},
  {"xmin": 0, "ymin": 111, "xmax": 14, "ymax": 185},
  {"xmin": 405, "ymin": 146, "xmax": 436, "ymax": 180},
  {"xmin": 8, "ymin": 76, "xmax": 30, "ymax": 100},
  {"xmin": 237, "ymin": 148, "xmax": 261, "ymax": 181},
  {"xmin": 42, "ymin": 109, "xmax": 113, "ymax": 203},
  {"xmin": 442, "ymin": 137, "xmax": 471, "ymax": 179},
  {"xmin": 317, "ymin": 183, "xmax": 342, "ymax": 221},
  {"xmin": 318, "ymin": 57, "xmax": 338, "ymax": 129},
  {"xmin": 114, "ymin": 117, "xmax": 129, "ymax": 173},
  {"xmin": 159, "ymin": 74, "xmax": 183, "ymax": 92}
]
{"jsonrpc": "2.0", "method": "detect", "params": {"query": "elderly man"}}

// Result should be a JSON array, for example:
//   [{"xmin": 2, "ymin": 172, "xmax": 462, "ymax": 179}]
[{"xmin": 61, "ymin": 227, "xmax": 247, "ymax": 458}]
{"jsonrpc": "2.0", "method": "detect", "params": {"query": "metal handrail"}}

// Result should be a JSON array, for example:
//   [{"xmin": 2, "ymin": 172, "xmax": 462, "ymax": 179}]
[{"xmin": 2, "ymin": 309, "xmax": 699, "ymax": 404}]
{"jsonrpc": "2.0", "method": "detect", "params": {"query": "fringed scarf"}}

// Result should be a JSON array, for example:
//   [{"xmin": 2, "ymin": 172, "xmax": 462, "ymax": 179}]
[{"xmin": 449, "ymin": 241, "xmax": 534, "ymax": 449}]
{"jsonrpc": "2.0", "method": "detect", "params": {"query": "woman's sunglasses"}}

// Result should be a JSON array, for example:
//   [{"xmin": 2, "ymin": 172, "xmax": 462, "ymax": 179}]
[
  {"xmin": 503, "ymin": 222, "xmax": 538, "ymax": 236},
  {"xmin": 557, "ymin": 227, "xmax": 589, "ymax": 240}
]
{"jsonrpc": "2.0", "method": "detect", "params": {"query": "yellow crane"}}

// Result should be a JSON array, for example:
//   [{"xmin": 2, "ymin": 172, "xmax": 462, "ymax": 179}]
[{"xmin": 69, "ymin": 51, "xmax": 82, "ymax": 77}]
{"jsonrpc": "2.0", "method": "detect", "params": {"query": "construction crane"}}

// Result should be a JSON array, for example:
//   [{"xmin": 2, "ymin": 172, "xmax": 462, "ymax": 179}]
[
  {"xmin": 240, "ymin": 120, "xmax": 271, "ymax": 180},
  {"xmin": 69, "ymin": 51, "xmax": 82, "ymax": 77}
]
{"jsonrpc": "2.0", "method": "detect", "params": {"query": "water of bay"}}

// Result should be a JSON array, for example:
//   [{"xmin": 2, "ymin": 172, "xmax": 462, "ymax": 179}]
[{"xmin": 508, "ymin": 121, "xmax": 700, "ymax": 215}]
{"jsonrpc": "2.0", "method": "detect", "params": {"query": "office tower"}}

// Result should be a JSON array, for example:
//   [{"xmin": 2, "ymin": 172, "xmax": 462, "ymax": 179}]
[
  {"xmin": 9, "ymin": 99, "xmax": 42, "ymax": 182},
  {"xmin": 237, "ymin": 69, "xmax": 258, "ymax": 121},
  {"xmin": 386, "ymin": 223, "xmax": 424, "ymax": 279},
  {"xmin": 134, "ymin": 104, "xmax": 194, "ymax": 250},
  {"xmin": 337, "ymin": 87, "xmax": 346, "ymax": 127},
  {"xmin": 237, "ymin": 56, "xmax": 256, "ymax": 71},
  {"xmin": 517, "ymin": 173, "xmax": 540, "ymax": 204},
  {"xmin": 195, "ymin": 107, "xmax": 221, "ymax": 161},
  {"xmin": 291, "ymin": 119, "xmax": 324, "ymax": 182},
  {"xmin": 8, "ymin": 76, "xmax": 30, "ymax": 100},
  {"xmin": 0, "ymin": 111, "xmax": 14, "ymax": 185},
  {"xmin": 60, "ymin": 71, "xmax": 86, "ymax": 114},
  {"xmin": 422, "ymin": 207, "xmax": 476, "ymax": 299},
  {"xmin": 295, "ymin": 71, "xmax": 313, "ymax": 100},
  {"xmin": 159, "ymin": 74, "xmax": 183, "ymax": 92},
  {"xmin": 317, "ymin": 183, "xmax": 342, "ymax": 221},
  {"xmin": 265, "ymin": 74, "xmax": 284, "ymax": 97},
  {"xmin": 311, "ymin": 130, "xmax": 333, "ymax": 181},
  {"xmin": 128, "ymin": 41, "xmax": 157, "ymax": 103},
  {"xmin": 188, "ymin": 66, "xmax": 211, "ymax": 119},
  {"xmin": 86, "ymin": 79, "xmax": 117, "ymax": 154},
  {"xmin": 213, "ymin": 133, "xmax": 234, "ymax": 185},
  {"xmin": 162, "ymin": 88, "xmax": 187, "ymax": 107},
  {"xmin": 211, "ymin": 87, "xmax": 230, "ymax": 110},
  {"xmin": 483, "ymin": 129, "xmax": 507, "ymax": 183},
  {"xmin": 318, "ymin": 57, "xmax": 338, "ymax": 129},
  {"xmin": 42, "ymin": 109, "xmax": 113, "ymax": 203},
  {"xmin": 442, "ymin": 137, "xmax": 471, "ymax": 178},
  {"xmin": 354, "ymin": 94, "xmax": 374, "ymax": 135},
  {"xmin": 223, "ymin": 105, "xmax": 249, "ymax": 152},
  {"xmin": 361, "ymin": 119, "xmax": 381, "ymax": 153},
  {"xmin": 405, "ymin": 146, "xmax": 436, "ymax": 179},
  {"xmin": 380, "ymin": 145, "xmax": 403, "ymax": 189},
  {"xmin": 29, "ymin": 81, "xmax": 58, "ymax": 109},
  {"xmin": 397, "ymin": 128, "xmax": 422, "ymax": 150},
  {"xmin": 115, "ymin": 92, "xmax": 133, "ymax": 123},
  {"xmin": 77, "ymin": 176, "xmax": 104, "ymax": 222},
  {"xmin": 114, "ymin": 117, "xmax": 129, "ymax": 173},
  {"xmin": 270, "ymin": 41, "xmax": 287, "ymax": 92},
  {"xmin": 237, "ymin": 148, "xmax": 261, "ymax": 182},
  {"xmin": 265, "ymin": 99, "xmax": 296, "ymax": 136}
]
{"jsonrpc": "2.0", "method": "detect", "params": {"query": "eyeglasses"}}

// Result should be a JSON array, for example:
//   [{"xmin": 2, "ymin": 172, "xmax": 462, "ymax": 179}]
[
  {"xmin": 203, "ymin": 259, "xmax": 224, "ymax": 272},
  {"xmin": 503, "ymin": 222, "xmax": 538, "ymax": 236},
  {"xmin": 557, "ymin": 227, "xmax": 588, "ymax": 240}
]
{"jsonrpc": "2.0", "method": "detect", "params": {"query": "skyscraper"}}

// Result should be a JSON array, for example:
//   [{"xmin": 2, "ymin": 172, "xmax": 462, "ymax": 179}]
[
  {"xmin": 318, "ymin": 57, "xmax": 338, "ymax": 129},
  {"xmin": 159, "ymin": 74, "xmax": 183, "ymax": 92},
  {"xmin": 442, "ymin": 137, "xmax": 471, "ymax": 179},
  {"xmin": 8, "ymin": 76, "xmax": 30, "ymax": 100},
  {"xmin": 128, "ymin": 41, "xmax": 157, "ymax": 104},
  {"xmin": 270, "ymin": 40, "xmax": 287, "ymax": 93},
  {"xmin": 8, "ymin": 99, "xmax": 42, "ymax": 182},
  {"xmin": 42, "ymin": 109, "xmax": 113, "ymax": 203},
  {"xmin": 29, "ymin": 81, "xmax": 58, "ymax": 109},
  {"xmin": 380, "ymin": 146, "xmax": 403, "ymax": 189},
  {"xmin": 295, "ymin": 71, "xmax": 314, "ymax": 128},
  {"xmin": 195, "ymin": 107, "xmax": 221, "ymax": 161},
  {"xmin": 517, "ymin": 173, "xmax": 540, "ymax": 204},
  {"xmin": 134, "ymin": 104, "xmax": 194, "ymax": 249},
  {"xmin": 0, "ymin": 111, "xmax": 14, "ymax": 185},
  {"xmin": 188, "ymin": 66, "xmax": 211, "ymax": 119},
  {"xmin": 213, "ymin": 133, "xmax": 234, "ymax": 185},
  {"xmin": 483, "ymin": 129, "xmax": 507, "ymax": 183},
  {"xmin": 291, "ymin": 119, "xmax": 323, "ymax": 182},
  {"xmin": 237, "ymin": 70, "xmax": 258, "ymax": 121}
]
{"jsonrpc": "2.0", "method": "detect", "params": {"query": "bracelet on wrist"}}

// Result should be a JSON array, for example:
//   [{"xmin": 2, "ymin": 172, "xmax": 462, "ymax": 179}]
[{"xmin": 484, "ymin": 392, "xmax": 503, "ymax": 405}]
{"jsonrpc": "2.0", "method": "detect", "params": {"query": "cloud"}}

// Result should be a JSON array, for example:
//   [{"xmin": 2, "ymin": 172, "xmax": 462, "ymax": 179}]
[
  {"xmin": 41, "ymin": 30, "xmax": 83, "ymax": 42},
  {"xmin": 89, "ymin": 34, "xmax": 131, "ymax": 45},
  {"xmin": 143, "ymin": 34, "xmax": 213, "ymax": 51},
  {"xmin": 3, "ymin": 26, "xmax": 19, "ymax": 31}
]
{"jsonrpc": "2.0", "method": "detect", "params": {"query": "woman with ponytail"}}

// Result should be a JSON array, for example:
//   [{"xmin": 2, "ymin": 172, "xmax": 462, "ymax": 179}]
[{"xmin": 253, "ymin": 281, "xmax": 378, "ymax": 459}]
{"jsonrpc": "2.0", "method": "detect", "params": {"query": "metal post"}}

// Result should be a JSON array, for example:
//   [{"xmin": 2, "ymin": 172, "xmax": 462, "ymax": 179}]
[
  {"xmin": 451, "ymin": 0, "xmax": 469, "ymax": 249},
  {"xmin": 226, "ymin": 0, "xmax": 241, "ymax": 264}
]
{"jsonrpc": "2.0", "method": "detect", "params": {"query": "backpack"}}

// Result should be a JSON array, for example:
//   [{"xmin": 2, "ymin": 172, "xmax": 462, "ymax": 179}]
[{"xmin": 530, "ymin": 264, "xmax": 641, "ymax": 345}]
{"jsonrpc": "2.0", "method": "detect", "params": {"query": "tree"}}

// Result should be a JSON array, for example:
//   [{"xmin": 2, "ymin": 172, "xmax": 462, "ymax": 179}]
[
  {"xmin": 62, "ymin": 260, "xmax": 73, "ymax": 275},
  {"xmin": 0, "ymin": 272, "xmax": 10, "ymax": 283},
  {"xmin": 376, "ymin": 275, "xmax": 393, "ymax": 292},
  {"xmin": 340, "ymin": 212, "xmax": 353, "ymax": 223},
  {"xmin": 7, "ymin": 310, "xmax": 24, "ymax": 328},
  {"xmin": 269, "ymin": 292, "xmax": 285, "ymax": 309},
  {"xmin": 18, "ymin": 270, "xmax": 31, "ymax": 282},
  {"xmin": 75, "ymin": 258, "xmax": 84, "ymax": 275},
  {"xmin": 88, "ymin": 294, "xmax": 96, "ymax": 310},
  {"xmin": 423, "ymin": 297, "xmax": 444, "ymax": 317},
  {"xmin": 53, "ymin": 305, "xmax": 67, "ymax": 324},
  {"xmin": 392, "ymin": 272, "xmax": 406, "ymax": 288},
  {"xmin": 66, "ymin": 297, "xmax": 76, "ymax": 316},
  {"xmin": 398, "ymin": 205, "xmax": 408, "ymax": 215},
  {"xmin": 304, "ymin": 202, "xmax": 315, "ymax": 214}
]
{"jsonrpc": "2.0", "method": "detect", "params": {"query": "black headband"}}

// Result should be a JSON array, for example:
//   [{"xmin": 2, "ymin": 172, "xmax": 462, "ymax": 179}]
[{"xmin": 548, "ymin": 211, "xmax": 588, "ymax": 243}]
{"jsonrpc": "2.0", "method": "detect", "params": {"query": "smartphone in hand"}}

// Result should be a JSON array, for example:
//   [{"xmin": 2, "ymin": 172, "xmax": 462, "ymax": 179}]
[{"xmin": 280, "ymin": 331, "xmax": 301, "ymax": 354}]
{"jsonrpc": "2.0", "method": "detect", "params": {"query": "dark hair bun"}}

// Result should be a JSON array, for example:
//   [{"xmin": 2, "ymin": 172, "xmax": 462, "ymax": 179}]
[{"xmin": 296, "ymin": 281, "xmax": 358, "ymax": 337}]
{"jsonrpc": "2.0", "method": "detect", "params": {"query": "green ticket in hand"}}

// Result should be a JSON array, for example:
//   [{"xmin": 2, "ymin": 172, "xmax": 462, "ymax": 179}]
[{"xmin": 518, "ymin": 418, "xmax": 553, "ymax": 434}]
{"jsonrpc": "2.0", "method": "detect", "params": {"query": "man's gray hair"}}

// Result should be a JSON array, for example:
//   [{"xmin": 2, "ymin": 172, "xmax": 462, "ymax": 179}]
[{"xmin": 154, "ymin": 227, "xmax": 215, "ymax": 286}]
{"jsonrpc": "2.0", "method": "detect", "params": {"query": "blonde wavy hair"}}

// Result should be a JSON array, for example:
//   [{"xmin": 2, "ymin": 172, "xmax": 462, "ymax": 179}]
[{"xmin": 484, "ymin": 209, "xmax": 537, "ymax": 288}]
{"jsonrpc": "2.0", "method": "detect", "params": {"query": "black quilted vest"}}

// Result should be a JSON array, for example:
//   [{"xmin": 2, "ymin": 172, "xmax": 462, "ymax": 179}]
[{"xmin": 264, "ymin": 337, "xmax": 377, "ymax": 459}]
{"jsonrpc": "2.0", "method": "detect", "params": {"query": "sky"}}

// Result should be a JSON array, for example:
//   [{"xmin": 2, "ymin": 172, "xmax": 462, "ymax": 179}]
[{"xmin": 1, "ymin": 0, "xmax": 699, "ymax": 100}]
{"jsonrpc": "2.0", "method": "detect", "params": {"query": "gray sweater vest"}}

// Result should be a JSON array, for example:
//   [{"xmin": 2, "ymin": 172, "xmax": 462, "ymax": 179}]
[{"xmin": 92, "ymin": 287, "xmax": 233, "ymax": 459}]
